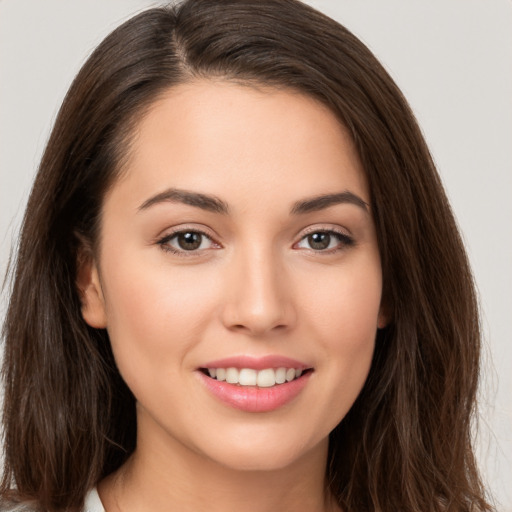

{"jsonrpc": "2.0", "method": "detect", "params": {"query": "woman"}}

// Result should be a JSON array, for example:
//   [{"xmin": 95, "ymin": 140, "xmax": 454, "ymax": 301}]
[{"xmin": 0, "ymin": 0, "xmax": 492, "ymax": 511}]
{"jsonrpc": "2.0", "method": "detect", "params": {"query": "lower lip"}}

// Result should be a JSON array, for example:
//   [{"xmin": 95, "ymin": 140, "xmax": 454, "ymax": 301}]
[{"xmin": 198, "ymin": 371, "xmax": 311, "ymax": 413}]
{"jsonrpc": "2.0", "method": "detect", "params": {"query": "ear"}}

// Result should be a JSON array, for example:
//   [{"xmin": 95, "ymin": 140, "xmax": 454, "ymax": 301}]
[
  {"xmin": 377, "ymin": 302, "xmax": 391, "ymax": 330},
  {"xmin": 76, "ymin": 247, "xmax": 107, "ymax": 329}
]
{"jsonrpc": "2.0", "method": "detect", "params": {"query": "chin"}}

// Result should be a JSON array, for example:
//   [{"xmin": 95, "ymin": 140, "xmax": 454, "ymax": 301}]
[{"xmin": 197, "ymin": 430, "xmax": 326, "ymax": 473}]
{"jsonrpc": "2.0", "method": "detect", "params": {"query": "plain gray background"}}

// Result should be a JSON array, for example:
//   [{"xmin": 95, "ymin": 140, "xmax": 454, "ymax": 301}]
[{"xmin": 1, "ymin": 0, "xmax": 511, "ymax": 509}]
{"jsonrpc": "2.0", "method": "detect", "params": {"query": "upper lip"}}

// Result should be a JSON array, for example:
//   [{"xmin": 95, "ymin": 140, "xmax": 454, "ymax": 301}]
[{"xmin": 199, "ymin": 355, "xmax": 311, "ymax": 371}]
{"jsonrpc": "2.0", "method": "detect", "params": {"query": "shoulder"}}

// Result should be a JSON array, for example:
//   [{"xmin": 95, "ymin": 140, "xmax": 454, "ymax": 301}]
[
  {"xmin": 0, "ymin": 499, "xmax": 39, "ymax": 512},
  {"xmin": 0, "ymin": 488, "xmax": 103, "ymax": 512}
]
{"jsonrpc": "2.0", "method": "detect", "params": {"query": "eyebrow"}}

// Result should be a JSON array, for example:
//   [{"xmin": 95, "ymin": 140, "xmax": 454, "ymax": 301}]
[
  {"xmin": 290, "ymin": 191, "xmax": 369, "ymax": 215},
  {"xmin": 138, "ymin": 188, "xmax": 230, "ymax": 214},
  {"xmin": 137, "ymin": 188, "xmax": 368, "ymax": 216}
]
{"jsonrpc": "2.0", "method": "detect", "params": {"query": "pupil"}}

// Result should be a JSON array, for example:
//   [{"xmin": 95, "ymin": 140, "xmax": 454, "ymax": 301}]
[
  {"xmin": 178, "ymin": 232, "xmax": 202, "ymax": 250},
  {"xmin": 309, "ymin": 232, "xmax": 330, "ymax": 250}
]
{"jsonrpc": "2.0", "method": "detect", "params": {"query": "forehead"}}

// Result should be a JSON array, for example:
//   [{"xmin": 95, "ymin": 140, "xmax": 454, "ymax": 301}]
[{"xmin": 108, "ymin": 80, "xmax": 369, "ymax": 211}]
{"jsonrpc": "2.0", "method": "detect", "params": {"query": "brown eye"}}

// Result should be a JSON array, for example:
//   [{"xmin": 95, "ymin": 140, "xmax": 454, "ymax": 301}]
[
  {"xmin": 296, "ymin": 230, "xmax": 354, "ymax": 252},
  {"xmin": 176, "ymin": 232, "xmax": 203, "ymax": 250},
  {"xmin": 307, "ymin": 232, "xmax": 331, "ymax": 250},
  {"xmin": 159, "ymin": 230, "xmax": 217, "ymax": 254}
]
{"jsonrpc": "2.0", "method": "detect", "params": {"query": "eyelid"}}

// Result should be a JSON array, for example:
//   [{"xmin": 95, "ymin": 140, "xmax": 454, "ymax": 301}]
[
  {"xmin": 156, "ymin": 225, "xmax": 222, "ymax": 256},
  {"xmin": 293, "ymin": 225, "xmax": 355, "ymax": 253},
  {"xmin": 298, "ymin": 224, "xmax": 352, "ymax": 238},
  {"xmin": 155, "ymin": 223, "xmax": 354, "ymax": 256},
  {"xmin": 156, "ymin": 223, "xmax": 217, "ymax": 240}
]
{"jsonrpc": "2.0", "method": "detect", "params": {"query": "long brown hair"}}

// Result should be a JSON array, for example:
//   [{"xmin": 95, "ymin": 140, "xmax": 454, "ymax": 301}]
[{"xmin": 1, "ymin": 1, "xmax": 492, "ymax": 511}]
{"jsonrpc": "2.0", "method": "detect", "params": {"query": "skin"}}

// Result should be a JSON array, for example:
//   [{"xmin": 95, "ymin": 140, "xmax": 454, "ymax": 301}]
[{"xmin": 79, "ymin": 80, "xmax": 386, "ymax": 512}]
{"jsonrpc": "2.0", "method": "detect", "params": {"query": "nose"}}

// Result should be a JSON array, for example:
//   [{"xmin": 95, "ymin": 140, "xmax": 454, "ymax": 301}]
[{"xmin": 220, "ymin": 245, "xmax": 296, "ymax": 337}]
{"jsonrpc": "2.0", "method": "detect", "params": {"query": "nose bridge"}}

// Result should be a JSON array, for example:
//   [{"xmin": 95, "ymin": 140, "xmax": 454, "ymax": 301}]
[{"xmin": 222, "ymin": 239, "xmax": 293, "ymax": 335}]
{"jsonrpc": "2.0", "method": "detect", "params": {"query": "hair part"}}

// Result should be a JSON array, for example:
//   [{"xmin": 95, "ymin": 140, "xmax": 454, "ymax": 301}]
[{"xmin": 2, "ymin": 1, "xmax": 491, "ymax": 511}]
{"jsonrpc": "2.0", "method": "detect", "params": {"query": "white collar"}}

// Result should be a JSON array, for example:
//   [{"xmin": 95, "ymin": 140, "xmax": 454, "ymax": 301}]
[{"xmin": 84, "ymin": 487, "xmax": 105, "ymax": 512}]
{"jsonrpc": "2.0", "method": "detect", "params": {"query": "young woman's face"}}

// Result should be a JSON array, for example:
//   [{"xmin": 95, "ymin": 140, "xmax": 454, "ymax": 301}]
[{"xmin": 81, "ymin": 81, "xmax": 385, "ymax": 472}]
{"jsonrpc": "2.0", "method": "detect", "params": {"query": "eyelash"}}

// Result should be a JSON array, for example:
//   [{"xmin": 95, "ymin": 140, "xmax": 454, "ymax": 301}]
[
  {"xmin": 294, "ymin": 228, "xmax": 355, "ymax": 254},
  {"xmin": 157, "ymin": 228, "xmax": 218, "ymax": 256},
  {"xmin": 156, "ymin": 228, "xmax": 354, "ymax": 256}
]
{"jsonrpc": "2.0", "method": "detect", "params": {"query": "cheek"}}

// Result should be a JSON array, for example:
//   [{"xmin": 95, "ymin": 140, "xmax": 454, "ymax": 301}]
[
  {"xmin": 304, "ymin": 253, "xmax": 382, "ymax": 342},
  {"xmin": 99, "ymin": 253, "xmax": 220, "ymax": 382},
  {"xmin": 301, "ymin": 254, "xmax": 381, "ymax": 410}
]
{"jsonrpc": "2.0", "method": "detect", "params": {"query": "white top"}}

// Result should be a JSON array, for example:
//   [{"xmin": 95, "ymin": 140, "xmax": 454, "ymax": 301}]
[
  {"xmin": 84, "ymin": 487, "xmax": 105, "ymax": 512},
  {"xmin": 0, "ymin": 489, "xmax": 105, "ymax": 512}
]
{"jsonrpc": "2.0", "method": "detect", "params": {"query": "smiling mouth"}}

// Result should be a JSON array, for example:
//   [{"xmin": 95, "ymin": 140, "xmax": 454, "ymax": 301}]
[{"xmin": 200, "ymin": 367, "xmax": 313, "ymax": 388}]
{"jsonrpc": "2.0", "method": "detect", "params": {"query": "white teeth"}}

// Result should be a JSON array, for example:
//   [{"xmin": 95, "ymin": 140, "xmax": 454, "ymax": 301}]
[
  {"xmin": 275, "ymin": 367, "xmax": 286, "ymax": 384},
  {"xmin": 257, "ymin": 368, "xmax": 276, "ymax": 387},
  {"xmin": 226, "ymin": 367, "xmax": 238, "ymax": 384},
  {"xmin": 239, "ymin": 368, "xmax": 257, "ymax": 386},
  {"xmin": 205, "ymin": 367, "xmax": 306, "ymax": 387},
  {"xmin": 285, "ymin": 368, "xmax": 296, "ymax": 382}
]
